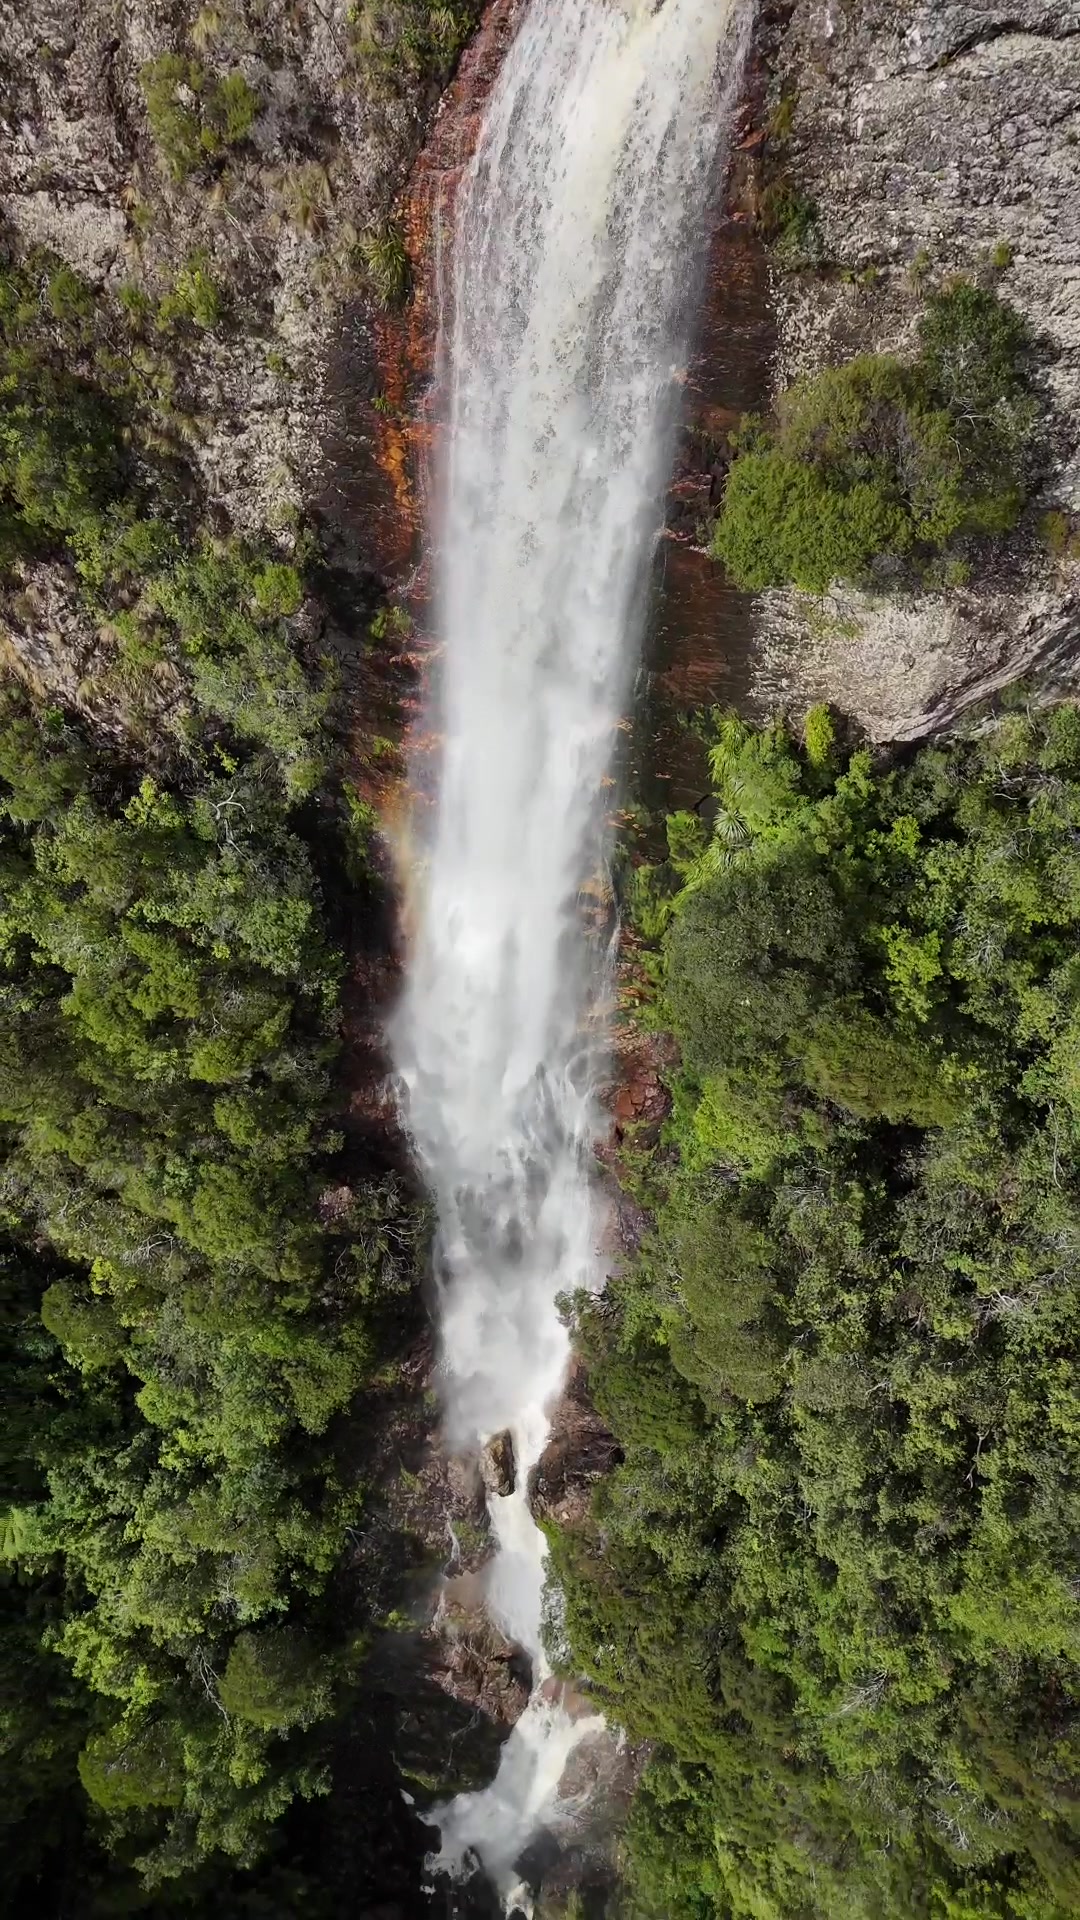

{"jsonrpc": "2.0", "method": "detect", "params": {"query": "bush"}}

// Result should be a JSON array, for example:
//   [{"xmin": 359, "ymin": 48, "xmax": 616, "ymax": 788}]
[
  {"xmin": 357, "ymin": 221, "xmax": 410, "ymax": 309},
  {"xmin": 252, "ymin": 561, "xmax": 303, "ymax": 618},
  {"xmin": 712, "ymin": 284, "xmax": 1038, "ymax": 593},
  {"xmin": 46, "ymin": 265, "xmax": 93, "ymax": 325},
  {"xmin": 156, "ymin": 253, "xmax": 225, "ymax": 331},
  {"xmin": 140, "ymin": 55, "xmax": 260, "ymax": 182},
  {"xmin": 207, "ymin": 70, "xmax": 260, "ymax": 146},
  {"xmin": 713, "ymin": 449, "xmax": 910, "ymax": 592},
  {"xmin": 918, "ymin": 280, "xmax": 1032, "ymax": 415},
  {"xmin": 140, "ymin": 54, "xmax": 212, "ymax": 182}
]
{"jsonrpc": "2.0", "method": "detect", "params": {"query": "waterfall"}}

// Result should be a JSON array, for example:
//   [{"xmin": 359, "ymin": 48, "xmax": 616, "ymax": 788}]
[{"xmin": 392, "ymin": 0, "xmax": 750, "ymax": 1901}]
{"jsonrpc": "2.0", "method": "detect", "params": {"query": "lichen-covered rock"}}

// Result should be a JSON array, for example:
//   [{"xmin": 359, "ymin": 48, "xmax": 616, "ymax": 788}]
[
  {"xmin": 752, "ymin": 0, "xmax": 1080, "ymax": 739},
  {"xmin": 0, "ymin": 561, "xmax": 186, "ymax": 746},
  {"xmin": 758, "ymin": 562, "xmax": 1080, "ymax": 742}
]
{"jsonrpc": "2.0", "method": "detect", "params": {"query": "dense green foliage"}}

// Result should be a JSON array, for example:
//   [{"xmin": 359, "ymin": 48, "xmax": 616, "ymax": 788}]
[
  {"xmin": 0, "ymin": 246, "xmax": 431, "ymax": 1911},
  {"xmin": 557, "ymin": 702, "xmax": 1080, "ymax": 1919},
  {"xmin": 712, "ymin": 284, "xmax": 1038, "ymax": 592}
]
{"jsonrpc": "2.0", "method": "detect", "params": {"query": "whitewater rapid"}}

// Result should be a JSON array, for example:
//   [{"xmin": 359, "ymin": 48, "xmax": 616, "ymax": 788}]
[{"xmin": 392, "ymin": 0, "xmax": 750, "ymax": 1900}]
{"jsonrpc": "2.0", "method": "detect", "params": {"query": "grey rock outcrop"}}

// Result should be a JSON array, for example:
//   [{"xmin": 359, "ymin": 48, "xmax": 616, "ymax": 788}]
[
  {"xmin": 753, "ymin": 0, "xmax": 1080, "ymax": 739},
  {"xmin": 480, "ymin": 1428, "xmax": 516, "ymax": 1499},
  {"xmin": 0, "ymin": 0, "xmax": 429, "ymax": 537}
]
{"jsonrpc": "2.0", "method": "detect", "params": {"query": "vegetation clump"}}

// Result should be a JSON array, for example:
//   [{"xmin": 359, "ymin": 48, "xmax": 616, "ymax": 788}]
[
  {"xmin": 140, "ymin": 54, "xmax": 261, "ymax": 183},
  {"xmin": 713, "ymin": 283, "xmax": 1038, "ymax": 593},
  {"xmin": 356, "ymin": 220, "xmax": 411, "ymax": 310},
  {"xmin": 347, "ymin": 0, "xmax": 481, "ymax": 91},
  {"xmin": 556, "ymin": 700, "xmax": 1080, "ymax": 1920}
]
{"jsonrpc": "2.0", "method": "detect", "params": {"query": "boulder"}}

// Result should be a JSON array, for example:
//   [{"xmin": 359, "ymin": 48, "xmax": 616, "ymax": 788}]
[
  {"xmin": 481, "ymin": 1428, "xmax": 516, "ymax": 1498},
  {"xmin": 429, "ymin": 1591, "xmax": 530, "ymax": 1731},
  {"xmin": 528, "ymin": 1360, "xmax": 622, "ymax": 1532}
]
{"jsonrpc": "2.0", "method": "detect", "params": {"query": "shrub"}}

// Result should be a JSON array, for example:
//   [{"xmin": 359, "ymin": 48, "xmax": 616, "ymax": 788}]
[
  {"xmin": 140, "ymin": 55, "xmax": 260, "ymax": 182},
  {"xmin": 46, "ymin": 265, "xmax": 93, "ymax": 325},
  {"xmin": 918, "ymin": 280, "xmax": 1032, "ymax": 415},
  {"xmin": 140, "ymin": 54, "xmax": 212, "ymax": 182},
  {"xmin": 156, "ymin": 252, "xmax": 225, "ymax": 331},
  {"xmin": 357, "ymin": 221, "xmax": 410, "ymax": 308},
  {"xmin": 252, "ymin": 561, "xmax": 303, "ymax": 618},
  {"xmin": 712, "ymin": 284, "xmax": 1038, "ymax": 593},
  {"xmin": 712, "ymin": 451, "xmax": 910, "ymax": 592},
  {"xmin": 803, "ymin": 702, "xmax": 836, "ymax": 770},
  {"xmin": 207, "ymin": 70, "xmax": 260, "ymax": 145}
]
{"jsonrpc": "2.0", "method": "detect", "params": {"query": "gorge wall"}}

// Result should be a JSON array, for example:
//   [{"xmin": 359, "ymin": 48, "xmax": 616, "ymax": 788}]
[{"xmin": 752, "ymin": 0, "xmax": 1080, "ymax": 739}]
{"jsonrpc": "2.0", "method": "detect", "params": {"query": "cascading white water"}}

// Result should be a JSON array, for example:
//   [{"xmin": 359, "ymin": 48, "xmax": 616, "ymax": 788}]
[{"xmin": 392, "ymin": 0, "xmax": 750, "ymax": 1901}]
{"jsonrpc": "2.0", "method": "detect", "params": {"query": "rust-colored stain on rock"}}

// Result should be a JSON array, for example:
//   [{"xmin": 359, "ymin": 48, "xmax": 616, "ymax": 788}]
[{"xmin": 370, "ymin": 0, "xmax": 522, "ymax": 566}]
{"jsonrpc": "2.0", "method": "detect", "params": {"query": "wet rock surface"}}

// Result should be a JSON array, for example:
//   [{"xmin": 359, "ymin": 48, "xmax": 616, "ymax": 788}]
[
  {"xmin": 480, "ymin": 1427, "xmax": 516, "ymax": 1499},
  {"xmin": 528, "ymin": 1359, "xmax": 622, "ymax": 1534},
  {"xmin": 363, "ymin": 1335, "xmax": 494, "ymax": 1582},
  {"xmin": 750, "ymin": 0, "xmax": 1080, "ymax": 739},
  {"xmin": 429, "ymin": 1582, "xmax": 531, "ymax": 1730},
  {"xmin": 604, "ymin": 1024, "xmax": 677, "ymax": 1142}
]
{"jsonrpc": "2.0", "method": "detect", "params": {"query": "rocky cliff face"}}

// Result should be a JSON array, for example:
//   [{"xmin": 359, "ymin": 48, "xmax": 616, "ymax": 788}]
[
  {"xmin": 753, "ymin": 0, "xmax": 1080, "ymax": 740},
  {"xmin": 0, "ymin": 0, "xmax": 452, "ymax": 530},
  {"xmin": 0, "ymin": 0, "xmax": 478, "ymax": 740}
]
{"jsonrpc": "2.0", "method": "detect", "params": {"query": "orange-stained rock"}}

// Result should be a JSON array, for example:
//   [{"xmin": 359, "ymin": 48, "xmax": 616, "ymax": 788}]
[{"xmin": 370, "ymin": 0, "xmax": 522, "ymax": 575}]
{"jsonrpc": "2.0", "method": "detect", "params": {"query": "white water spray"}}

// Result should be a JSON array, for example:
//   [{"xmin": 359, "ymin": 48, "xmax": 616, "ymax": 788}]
[{"xmin": 393, "ymin": 0, "xmax": 749, "ymax": 1899}]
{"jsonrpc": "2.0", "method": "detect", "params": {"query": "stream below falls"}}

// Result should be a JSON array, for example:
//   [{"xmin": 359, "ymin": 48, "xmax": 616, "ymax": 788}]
[{"xmin": 391, "ymin": 0, "xmax": 752, "ymax": 1905}]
